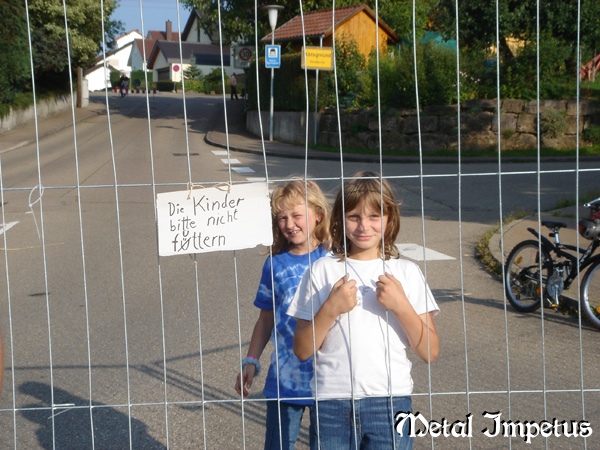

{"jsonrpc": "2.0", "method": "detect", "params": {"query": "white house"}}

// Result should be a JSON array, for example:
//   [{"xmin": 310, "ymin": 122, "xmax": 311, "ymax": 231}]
[
  {"xmin": 148, "ymin": 41, "xmax": 232, "ymax": 82},
  {"xmin": 181, "ymin": 9, "xmax": 218, "ymax": 44},
  {"xmin": 129, "ymin": 38, "xmax": 156, "ymax": 72},
  {"xmin": 85, "ymin": 24, "xmax": 179, "ymax": 91},
  {"xmin": 114, "ymin": 30, "xmax": 144, "ymax": 49},
  {"xmin": 85, "ymin": 41, "xmax": 135, "ymax": 91}
]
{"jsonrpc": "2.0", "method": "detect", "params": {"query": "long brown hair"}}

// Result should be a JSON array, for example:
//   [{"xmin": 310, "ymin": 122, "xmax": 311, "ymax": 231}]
[
  {"xmin": 270, "ymin": 180, "xmax": 331, "ymax": 255},
  {"xmin": 330, "ymin": 171, "xmax": 400, "ymax": 259}
]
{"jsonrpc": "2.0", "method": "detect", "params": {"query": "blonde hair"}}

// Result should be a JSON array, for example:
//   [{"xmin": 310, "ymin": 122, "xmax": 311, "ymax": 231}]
[
  {"xmin": 270, "ymin": 180, "xmax": 331, "ymax": 255},
  {"xmin": 330, "ymin": 171, "xmax": 400, "ymax": 259}
]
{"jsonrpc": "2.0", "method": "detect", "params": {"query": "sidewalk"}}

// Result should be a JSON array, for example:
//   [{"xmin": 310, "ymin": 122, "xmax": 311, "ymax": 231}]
[
  {"xmin": 205, "ymin": 98, "xmax": 366, "ymax": 162},
  {"xmin": 488, "ymin": 207, "xmax": 583, "ymax": 266},
  {"xmin": 0, "ymin": 97, "xmax": 107, "ymax": 153},
  {"xmin": 204, "ymin": 99, "xmax": 480, "ymax": 164}
]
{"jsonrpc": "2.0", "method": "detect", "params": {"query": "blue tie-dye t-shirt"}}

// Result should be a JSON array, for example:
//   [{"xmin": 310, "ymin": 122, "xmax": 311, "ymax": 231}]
[{"xmin": 254, "ymin": 245, "xmax": 328, "ymax": 405}]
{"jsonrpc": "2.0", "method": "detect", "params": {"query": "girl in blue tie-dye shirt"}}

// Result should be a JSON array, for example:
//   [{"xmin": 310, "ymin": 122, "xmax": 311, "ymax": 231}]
[{"xmin": 235, "ymin": 180, "xmax": 330, "ymax": 450}]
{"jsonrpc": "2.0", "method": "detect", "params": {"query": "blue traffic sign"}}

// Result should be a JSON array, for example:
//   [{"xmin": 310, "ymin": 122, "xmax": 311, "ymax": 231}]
[{"xmin": 265, "ymin": 45, "xmax": 281, "ymax": 68}]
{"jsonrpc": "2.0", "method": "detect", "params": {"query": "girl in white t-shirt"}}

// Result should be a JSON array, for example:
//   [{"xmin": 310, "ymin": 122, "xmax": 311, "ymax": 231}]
[{"xmin": 288, "ymin": 171, "xmax": 440, "ymax": 450}]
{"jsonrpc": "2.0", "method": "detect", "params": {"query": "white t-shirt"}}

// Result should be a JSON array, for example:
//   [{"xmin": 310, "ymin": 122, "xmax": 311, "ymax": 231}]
[{"xmin": 287, "ymin": 254, "xmax": 439, "ymax": 399}]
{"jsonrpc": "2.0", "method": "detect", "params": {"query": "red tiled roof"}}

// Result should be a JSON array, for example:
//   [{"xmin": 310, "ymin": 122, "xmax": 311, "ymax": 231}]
[
  {"xmin": 263, "ymin": 4, "xmax": 398, "ymax": 43},
  {"xmin": 134, "ymin": 38, "xmax": 157, "ymax": 62},
  {"xmin": 147, "ymin": 30, "xmax": 181, "ymax": 41}
]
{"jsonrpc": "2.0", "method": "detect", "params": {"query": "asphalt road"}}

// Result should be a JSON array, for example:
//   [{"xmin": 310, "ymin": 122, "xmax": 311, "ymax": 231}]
[{"xmin": 0, "ymin": 92, "xmax": 599, "ymax": 449}]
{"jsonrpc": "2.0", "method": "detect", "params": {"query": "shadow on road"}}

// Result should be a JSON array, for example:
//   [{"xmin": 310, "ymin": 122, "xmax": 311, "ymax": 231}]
[{"xmin": 19, "ymin": 381, "xmax": 165, "ymax": 449}]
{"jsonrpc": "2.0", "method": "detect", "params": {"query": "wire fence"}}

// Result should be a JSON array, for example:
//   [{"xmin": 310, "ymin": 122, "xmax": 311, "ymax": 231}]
[{"xmin": 1, "ymin": 0, "xmax": 600, "ymax": 449}]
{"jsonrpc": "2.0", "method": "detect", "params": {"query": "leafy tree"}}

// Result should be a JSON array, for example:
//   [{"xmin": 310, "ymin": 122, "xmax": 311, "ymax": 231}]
[
  {"xmin": 25, "ymin": 0, "xmax": 122, "ymax": 89},
  {"xmin": 334, "ymin": 38, "xmax": 366, "ymax": 103},
  {"xmin": 435, "ymin": 0, "xmax": 600, "ymax": 66},
  {"xmin": 0, "ymin": 0, "xmax": 31, "ymax": 103}
]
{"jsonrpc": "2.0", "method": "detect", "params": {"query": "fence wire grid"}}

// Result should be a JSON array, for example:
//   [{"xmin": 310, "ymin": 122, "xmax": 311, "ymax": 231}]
[{"xmin": 1, "ymin": 0, "xmax": 600, "ymax": 449}]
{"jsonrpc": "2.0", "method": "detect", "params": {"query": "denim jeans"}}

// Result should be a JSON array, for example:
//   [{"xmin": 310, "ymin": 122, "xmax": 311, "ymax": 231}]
[
  {"xmin": 310, "ymin": 396, "xmax": 412, "ymax": 450},
  {"xmin": 264, "ymin": 400, "xmax": 310, "ymax": 450}
]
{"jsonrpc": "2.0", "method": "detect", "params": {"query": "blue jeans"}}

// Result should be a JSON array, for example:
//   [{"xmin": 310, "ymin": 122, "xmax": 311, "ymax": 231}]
[
  {"xmin": 309, "ymin": 396, "xmax": 412, "ymax": 450},
  {"xmin": 265, "ymin": 400, "xmax": 310, "ymax": 450}
]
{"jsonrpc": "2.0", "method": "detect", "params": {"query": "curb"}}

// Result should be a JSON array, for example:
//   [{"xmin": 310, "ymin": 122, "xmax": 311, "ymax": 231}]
[{"xmin": 204, "ymin": 131, "xmax": 600, "ymax": 164}]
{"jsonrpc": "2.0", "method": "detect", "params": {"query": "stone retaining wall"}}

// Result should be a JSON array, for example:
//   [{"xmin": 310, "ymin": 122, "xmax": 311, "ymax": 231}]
[
  {"xmin": 318, "ymin": 99, "xmax": 600, "ymax": 152},
  {"xmin": 248, "ymin": 99, "xmax": 600, "ymax": 152},
  {"xmin": 0, "ymin": 94, "xmax": 72, "ymax": 133}
]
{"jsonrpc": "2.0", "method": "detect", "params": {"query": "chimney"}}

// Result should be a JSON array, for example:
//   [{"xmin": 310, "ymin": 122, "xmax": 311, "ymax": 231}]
[{"xmin": 166, "ymin": 20, "xmax": 172, "ymax": 40}]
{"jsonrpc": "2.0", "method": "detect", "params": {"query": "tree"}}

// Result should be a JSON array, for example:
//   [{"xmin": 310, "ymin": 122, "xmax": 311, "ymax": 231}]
[
  {"xmin": 435, "ymin": 0, "xmax": 600, "ymax": 65},
  {"xmin": 183, "ymin": 55, "xmax": 203, "ymax": 80},
  {"xmin": 179, "ymin": 0, "xmax": 435, "ymax": 45},
  {"xmin": 25, "ymin": 0, "xmax": 122, "ymax": 89},
  {"xmin": 0, "ymin": 0, "xmax": 31, "ymax": 103}
]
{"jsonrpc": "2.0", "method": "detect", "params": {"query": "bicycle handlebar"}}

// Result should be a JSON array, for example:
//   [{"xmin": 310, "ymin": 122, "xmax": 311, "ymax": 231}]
[{"xmin": 584, "ymin": 195, "xmax": 600, "ymax": 211}]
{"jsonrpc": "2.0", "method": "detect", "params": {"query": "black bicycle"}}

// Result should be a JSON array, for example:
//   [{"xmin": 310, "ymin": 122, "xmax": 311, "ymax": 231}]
[{"xmin": 504, "ymin": 196, "xmax": 600, "ymax": 329}]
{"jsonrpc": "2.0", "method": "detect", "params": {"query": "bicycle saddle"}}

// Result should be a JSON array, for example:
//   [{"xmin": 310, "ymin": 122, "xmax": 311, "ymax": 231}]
[{"xmin": 542, "ymin": 220, "xmax": 567, "ymax": 229}]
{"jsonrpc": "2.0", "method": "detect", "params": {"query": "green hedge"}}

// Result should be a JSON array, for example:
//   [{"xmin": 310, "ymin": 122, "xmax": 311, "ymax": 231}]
[
  {"xmin": 156, "ymin": 81, "xmax": 175, "ymax": 92},
  {"xmin": 246, "ymin": 53, "xmax": 330, "ymax": 112}
]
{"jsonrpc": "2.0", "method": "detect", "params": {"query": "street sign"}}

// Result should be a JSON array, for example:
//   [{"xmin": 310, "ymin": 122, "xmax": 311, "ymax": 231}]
[
  {"xmin": 234, "ymin": 46, "xmax": 255, "ymax": 69},
  {"xmin": 301, "ymin": 46, "xmax": 333, "ymax": 71},
  {"xmin": 265, "ymin": 45, "xmax": 281, "ymax": 68}
]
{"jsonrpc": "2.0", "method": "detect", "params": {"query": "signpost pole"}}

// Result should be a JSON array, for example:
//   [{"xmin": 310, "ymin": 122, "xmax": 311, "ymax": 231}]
[
  {"xmin": 270, "ymin": 33, "xmax": 275, "ymax": 141},
  {"xmin": 263, "ymin": 5, "xmax": 283, "ymax": 142},
  {"xmin": 314, "ymin": 36, "xmax": 323, "ymax": 146}
]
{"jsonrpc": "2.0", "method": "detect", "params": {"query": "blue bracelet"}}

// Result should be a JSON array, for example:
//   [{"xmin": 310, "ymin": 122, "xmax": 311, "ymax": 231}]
[{"xmin": 242, "ymin": 356, "xmax": 261, "ymax": 377}]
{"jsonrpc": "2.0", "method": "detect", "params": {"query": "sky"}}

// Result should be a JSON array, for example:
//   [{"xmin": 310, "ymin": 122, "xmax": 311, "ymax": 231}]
[{"xmin": 113, "ymin": 0, "xmax": 192, "ymax": 37}]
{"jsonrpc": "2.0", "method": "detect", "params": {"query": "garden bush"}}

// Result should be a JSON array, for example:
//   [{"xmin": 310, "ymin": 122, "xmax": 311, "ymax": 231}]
[
  {"xmin": 156, "ymin": 81, "xmax": 175, "ymax": 92},
  {"xmin": 541, "ymin": 109, "xmax": 568, "ymax": 138},
  {"xmin": 358, "ymin": 41, "xmax": 458, "ymax": 108},
  {"xmin": 583, "ymin": 124, "xmax": 600, "ymax": 145},
  {"xmin": 246, "ymin": 53, "xmax": 329, "ymax": 112}
]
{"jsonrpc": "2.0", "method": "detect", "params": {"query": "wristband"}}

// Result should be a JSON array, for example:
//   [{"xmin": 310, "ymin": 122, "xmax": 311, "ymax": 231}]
[{"xmin": 242, "ymin": 356, "xmax": 261, "ymax": 377}]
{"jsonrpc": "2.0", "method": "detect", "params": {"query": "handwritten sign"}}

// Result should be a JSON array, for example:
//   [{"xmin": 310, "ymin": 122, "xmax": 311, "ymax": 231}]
[{"xmin": 157, "ymin": 183, "xmax": 273, "ymax": 256}]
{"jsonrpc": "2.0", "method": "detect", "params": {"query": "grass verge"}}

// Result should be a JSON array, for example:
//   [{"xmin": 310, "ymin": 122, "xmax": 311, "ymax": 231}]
[
  {"xmin": 475, "ymin": 209, "xmax": 528, "ymax": 277},
  {"xmin": 311, "ymin": 144, "xmax": 600, "ymax": 158}
]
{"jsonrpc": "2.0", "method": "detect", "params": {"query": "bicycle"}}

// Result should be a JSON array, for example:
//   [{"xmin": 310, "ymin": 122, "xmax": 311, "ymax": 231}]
[{"xmin": 504, "ymin": 195, "xmax": 600, "ymax": 329}]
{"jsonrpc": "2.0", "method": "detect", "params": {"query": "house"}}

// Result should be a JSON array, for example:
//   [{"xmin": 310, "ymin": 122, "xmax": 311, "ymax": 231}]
[
  {"xmin": 129, "ymin": 38, "xmax": 157, "ymax": 72},
  {"xmin": 147, "ymin": 41, "xmax": 231, "ymax": 82},
  {"xmin": 85, "ymin": 41, "xmax": 136, "ymax": 91},
  {"xmin": 262, "ymin": 4, "xmax": 398, "ymax": 58},
  {"xmin": 181, "ymin": 8, "xmax": 218, "ymax": 44},
  {"xmin": 114, "ymin": 30, "xmax": 144, "ymax": 49},
  {"xmin": 84, "ymin": 22, "xmax": 180, "ymax": 91},
  {"xmin": 147, "ymin": 20, "xmax": 181, "ymax": 41},
  {"xmin": 147, "ymin": 9, "xmax": 237, "ymax": 82}
]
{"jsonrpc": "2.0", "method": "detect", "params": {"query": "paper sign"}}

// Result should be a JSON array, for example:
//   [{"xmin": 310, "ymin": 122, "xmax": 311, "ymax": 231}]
[{"xmin": 157, "ymin": 183, "xmax": 273, "ymax": 256}]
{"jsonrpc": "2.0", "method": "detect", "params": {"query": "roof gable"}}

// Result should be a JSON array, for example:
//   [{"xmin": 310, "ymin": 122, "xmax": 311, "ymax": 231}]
[
  {"xmin": 181, "ymin": 9, "xmax": 201, "ymax": 41},
  {"xmin": 91, "ymin": 41, "xmax": 134, "ymax": 66},
  {"xmin": 133, "ymin": 38, "xmax": 157, "ymax": 62},
  {"xmin": 147, "ymin": 41, "xmax": 231, "ymax": 68},
  {"xmin": 263, "ymin": 4, "xmax": 398, "ymax": 44}
]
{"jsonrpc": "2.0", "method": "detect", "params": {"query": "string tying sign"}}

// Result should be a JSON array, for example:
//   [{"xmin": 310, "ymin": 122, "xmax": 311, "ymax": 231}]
[{"xmin": 157, "ymin": 183, "xmax": 273, "ymax": 256}]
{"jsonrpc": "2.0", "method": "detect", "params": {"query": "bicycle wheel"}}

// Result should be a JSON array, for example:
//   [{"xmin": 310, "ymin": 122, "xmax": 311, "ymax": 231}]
[
  {"xmin": 580, "ymin": 260, "xmax": 600, "ymax": 330},
  {"xmin": 505, "ymin": 240, "xmax": 552, "ymax": 312}
]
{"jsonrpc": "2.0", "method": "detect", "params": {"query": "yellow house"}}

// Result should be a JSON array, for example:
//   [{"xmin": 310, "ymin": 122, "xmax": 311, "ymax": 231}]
[{"xmin": 262, "ymin": 4, "xmax": 399, "ymax": 58}]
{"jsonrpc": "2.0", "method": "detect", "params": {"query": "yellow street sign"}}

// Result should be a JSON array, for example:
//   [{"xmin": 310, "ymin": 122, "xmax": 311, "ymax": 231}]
[{"xmin": 301, "ymin": 46, "xmax": 333, "ymax": 71}]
